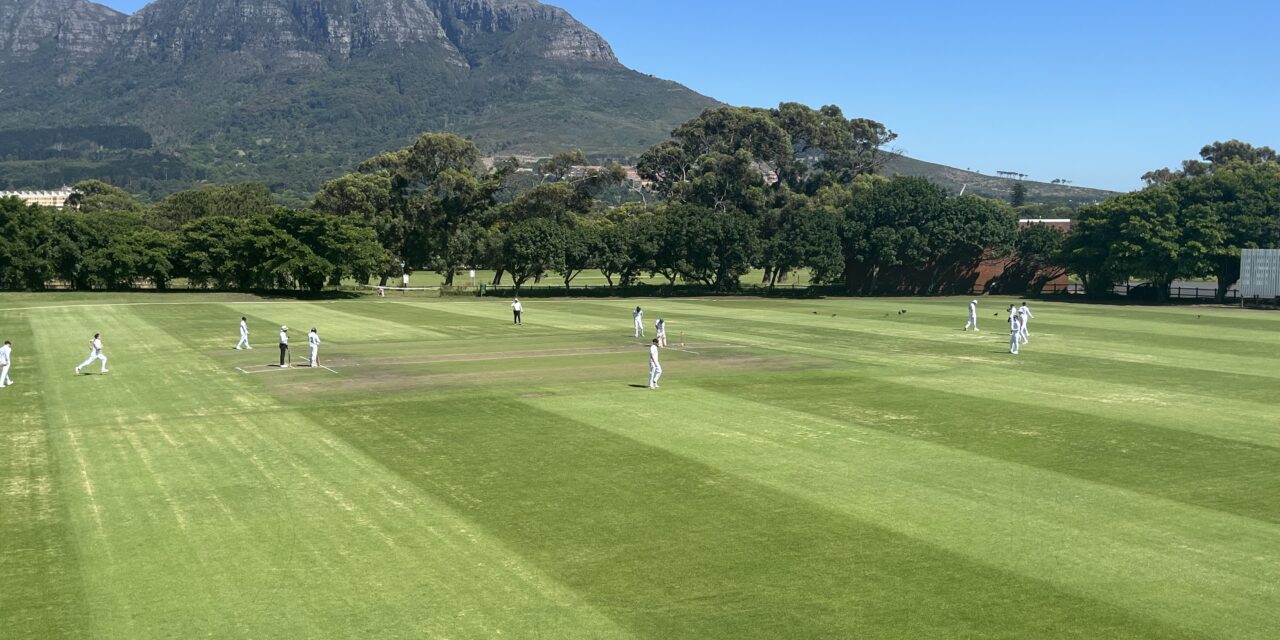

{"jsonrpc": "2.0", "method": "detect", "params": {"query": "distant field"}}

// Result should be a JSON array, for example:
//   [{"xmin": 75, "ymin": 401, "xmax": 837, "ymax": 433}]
[{"xmin": 2, "ymin": 293, "xmax": 1277, "ymax": 638}]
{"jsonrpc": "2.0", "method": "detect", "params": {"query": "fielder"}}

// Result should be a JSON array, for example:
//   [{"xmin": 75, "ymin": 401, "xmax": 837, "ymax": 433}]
[
  {"xmin": 1009, "ymin": 314, "xmax": 1022, "ymax": 355},
  {"xmin": 75, "ymin": 333, "xmax": 109, "ymax": 375},
  {"xmin": 0, "ymin": 340, "xmax": 12, "ymax": 388},
  {"xmin": 1018, "ymin": 302, "xmax": 1034, "ymax": 343},
  {"xmin": 512, "ymin": 298, "xmax": 523, "ymax": 325},
  {"xmin": 236, "ymin": 316, "xmax": 252, "ymax": 350},
  {"xmin": 633, "ymin": 306, "xmax": 644, "ymax": 337},
  {"xmin": 308, "ymin": 327, "xmax": 321, "ymax": 367},
  {"xmin": 648, "ymin": 338, "xmax": 663, "ymax": 389},
  {"xmin": 279, "ymin": 326, "xmax": 290, "ymax": 368},
  {"xmin": 964, "ymin": 299, "xmax": 979, "ymax": 331},
  {"xmin": 656, "ymin": 318, "xmax": 668, "ymax": 348}
]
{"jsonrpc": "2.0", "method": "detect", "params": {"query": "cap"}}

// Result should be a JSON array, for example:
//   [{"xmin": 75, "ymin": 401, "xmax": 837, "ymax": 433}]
[{"xmin": 281, "ymin": 325, "xmax": 288, "ymax": 331}]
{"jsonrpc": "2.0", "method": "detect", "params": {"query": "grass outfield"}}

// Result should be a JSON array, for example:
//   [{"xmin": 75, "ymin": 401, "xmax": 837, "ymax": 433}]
[{"xmin": 1, "ymin": 293, "xmax": 1277, "ymax": 638}]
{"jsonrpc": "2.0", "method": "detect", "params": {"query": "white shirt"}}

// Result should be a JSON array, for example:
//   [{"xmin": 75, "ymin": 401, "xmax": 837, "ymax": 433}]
[
  {"xmin": 1019, "ymin": 305, "xmax": 1033, "ymax": 320},
  {"xmin": 279, "ymin": 331, "xmax": 288, "ymax": 345},
  {"xmin": 308, "ymin": 331, "xmax": 320, "ymax": 347},
  {"xmin": 656, "ymin": 321, "xmax": 665, "ymax": 335},
  {"xmin": 969, "ymin": 302, "xmax": 977, "ymax": 316},
  {"xmin": 634, "ymin": 309, "xmax": 643, "ymax": 321},
  {"xmin": 90, "ymin": 338, "xmax": 102, "ymax": 355},
  {"xmin": 1011, "ymin": 317, "xmax": 1022, "ymax": 333},
  {"xmin": 0, "ymin": 344, "xmax": 10, "ymax": 365},
  {"xmin": 512, "ymin": 301, "xmax": 522, "ymax": 312},
  {"xmin": 649, "ymin": 344, "xmax": 660, "ymax": 368},
  {"xmin": 240, "ymin": 320, "xmax": 248, "ymax": 336}
]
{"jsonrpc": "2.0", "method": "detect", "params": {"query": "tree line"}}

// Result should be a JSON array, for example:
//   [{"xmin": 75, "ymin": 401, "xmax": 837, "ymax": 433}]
[
  {"xmin": 1061, "ymin": 141, "xmax": 1280, "ymax": 301},
  {"xmin": 2, "ymin": 103, "xmax": 1069, "ymax": 294},
  {"xmin": 0, "ymin": 182, "xmax": 383, "ymax": 291},
  {"xmin": 310, "ymin": 104, "xmax": 1032, "ymax": 294}
]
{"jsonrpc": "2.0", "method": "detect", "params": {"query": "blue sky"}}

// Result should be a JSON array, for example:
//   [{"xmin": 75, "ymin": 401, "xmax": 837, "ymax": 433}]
[{"xmin": 97, "ymin": 0, "xmax": 1279, "ymax": 192}]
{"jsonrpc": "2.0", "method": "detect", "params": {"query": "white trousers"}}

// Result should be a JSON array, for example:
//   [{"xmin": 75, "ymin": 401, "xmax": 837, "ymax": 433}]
[
  {"xmin": 0, "ymin": 364, "xmax": 10, "ymax": 386},
  {"xmin": 1009, "ymin": 332, "xmax": 1020, "ymax": 354},
  {"xmin": 965, "ymin": 315, "xmax": 978, "ymax": 330},
  {"xmin": 634, "ymin": 320, "xmax": 644, "ymax": 337},
  {"xmin": 78, "ymin": 353, "xmax": 108, "ymax": 371},
  {"xmin": 310, "ymin": 346, "xmax": 319, "ymax": 366},
  {"xmin": 657, "ymin": 332, "xmax": 667, "ymax": 347},
  {"xmin": 1019, "ymin": 321, "xmax": 1030, "ymax": 343},
  {"xmin": 237, "ymin": 334, "xmax": 251, "ymax": 349},
  {"xmin": 649, "ymin": 364, "xmax": 663, "ymax": 388}
]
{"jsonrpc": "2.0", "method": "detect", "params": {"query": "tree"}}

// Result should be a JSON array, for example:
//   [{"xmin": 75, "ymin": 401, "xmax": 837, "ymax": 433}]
[
  {"xmin": 996, "ymin": 224, "xmax": 1068, "ymax": 294},
  {"xmin": 558, "ymin": 222, "xmax": 598, "ymax": 290},
  {"xmin": 536, "ymin": 150, "xmax": 588, "ymax": 180},
  {"xmin": 1061, "ymin": 188, "xmax": 1226, "ymax": 301},
  {"xmin": 842, "ymin": 176, "xmax": 945, "ymax": 294},
  {"xmin": 760, "ymin": 194, "xmax": 844, "ymax": 286},
  {"xmin": 1060, "ymin": 204, "xmax": 1125, "ymax": 298},
  {"xmin": 771, "ymin": 103, "xmax": 896, "ymax": 193},
  {"xmin": 502, "ymin": 218, "xmax": 567, "ymax": 292},
  {"xmin": 923, "ymin": 195, "xmax": 1017, "ymax": 294},
  {"xmin": 660, "ymin": 204, "xmax": 761, "ymax": 290},
  {"xmin": 150, "ymin": 183, "xmax": 276, "ymax": 231},
  {"xmin": 1010, "ymin": 182, "xmax": 1027, "ymax": 207},
  {"xmin": 66, "ymin": 180, "xmax": 144, "ymax": 214},
  {"xmin": 311, "ymin": 171, "xmax": 403, "ymax": 281},
  {"xmin": 0, "ymin": 197, "xmax": 57, "ymax": 290},
  {"xmin": 1169, "ymin": 161, "xmax": 1280, "ymax": 300}
]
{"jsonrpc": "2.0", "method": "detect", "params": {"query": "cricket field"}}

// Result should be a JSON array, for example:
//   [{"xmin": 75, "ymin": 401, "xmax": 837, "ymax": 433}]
[{"xmin": 1, "ymin": 293, "xmax": 1277, "ymax": 639}]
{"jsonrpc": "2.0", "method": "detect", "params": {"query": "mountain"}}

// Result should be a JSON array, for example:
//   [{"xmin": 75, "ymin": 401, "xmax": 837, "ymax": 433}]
[
  {"xmin": 0, "ymin": 0, "xmax": 1116, "ymax": 207},
  {"xmin": 0, "ymin": 0, "xmax": 719, "ymax": 201},
  {"xmin": 882, "ymin": 155, "xmax": 1117, "ymax": 207}
]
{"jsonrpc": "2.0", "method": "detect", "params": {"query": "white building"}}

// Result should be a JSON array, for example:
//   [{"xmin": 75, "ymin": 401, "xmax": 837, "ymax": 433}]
[{"xmin": 0, "ymin": 188, "xmax": 75, "ymax": 208}]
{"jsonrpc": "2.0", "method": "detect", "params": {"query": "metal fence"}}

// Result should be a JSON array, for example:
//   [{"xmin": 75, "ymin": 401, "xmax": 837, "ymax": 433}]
[{"xmin": 1035, "ymin": 283, "xmax": 1241, "ymax": 301}]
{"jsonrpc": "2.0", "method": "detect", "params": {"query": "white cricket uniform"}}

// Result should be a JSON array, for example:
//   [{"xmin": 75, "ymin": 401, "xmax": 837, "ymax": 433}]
[
  {"xmin": 237, "ymin": 319, "xmax": 251, "ymax": 349},
  {"xmin": 965, "ymin": 301, "xmax": 978, "ymax": 331},
  {"xmin": 648, "ymin": 343, "xmax": 663, "ymax": 388},
  {"xmin": 633, "ymin": 309, "xmax": 644, "ymax": 337},
  {"xmin": 1009, "ymin": 316, "xmax": 1022, "ymax": 354},
  {"xmin": 0, "ymin": 343, "xmax": 12, "ymax": 387},
  {"xmin": 1018, "ymin": 305, "xmax": 1033, "ymax": 343},
  {"xmin": 308, "ymin": 331, "xmax": 321, "ymax": 367},
  {"xmin": 656, "ymin": 320, "xmax": 667, "ymax": 347},
  {"xmin": 77, "ymin": 338, "xmax": 108, "ymax": 373}
]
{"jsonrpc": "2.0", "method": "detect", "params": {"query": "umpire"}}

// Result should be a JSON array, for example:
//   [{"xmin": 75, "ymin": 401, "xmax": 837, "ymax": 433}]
[{"xmin": 279, "ymin": 325, "xmax": 290, "ymax": 368}]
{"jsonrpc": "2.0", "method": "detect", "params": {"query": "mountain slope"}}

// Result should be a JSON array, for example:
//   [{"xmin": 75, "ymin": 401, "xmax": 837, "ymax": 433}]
[
  {"xmin": 0, "ymin": 0, "xmax": 718, "ymax": 201},
  {"xmin": 883, "ymin": 154, "xmax": 1116, "ymax": 206}
]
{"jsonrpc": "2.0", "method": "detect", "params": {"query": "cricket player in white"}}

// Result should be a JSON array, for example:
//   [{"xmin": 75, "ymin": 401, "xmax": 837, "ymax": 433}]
[
  {"xmin": 279, "ymin": 326, "xmax": 290, "ymax": 368},
  {"xmin": 1018, "ymin": 302, "xmax": 1033, "ymax": 344},
  {"xmin": 0, "ymin": 340, "xmax": 12, "ymax": 388},
  {"xmin": 655, "ymin": 319, "xmax": 667, "ymax": 348},
  {"xmin": 308, "ymin": 328, "xmax": 321, "ymax": 367},
  {"xmin": 633, "ymin": 306, "xmax": 644, "ymax": 338},
  {"xmin": 236, "ymin": 316, "xmax": 252, "ymax": 350},
  {"xmin": 648, "ymin": 338, "xmax": 662, "ymax": 389},
  {"xmin": 1009, "ymin": 314, "xmax": 1022, "ymax": 355},
  {"xmin": 512, "ymin": 298, "xmax": 523, "ymax": 325},
  {"xmin": 964, "ymin": 299, "xmax": 979, "ymax": 331},
  {"xmin": 75, "ymin": 333, "xmax": 109, "ymax": 375}
]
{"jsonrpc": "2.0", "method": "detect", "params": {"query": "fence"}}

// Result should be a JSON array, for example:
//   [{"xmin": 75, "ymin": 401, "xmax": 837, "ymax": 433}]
[{"xmin": 1035, "ymin": 283, "xmax": 1241, "ymax": 302}]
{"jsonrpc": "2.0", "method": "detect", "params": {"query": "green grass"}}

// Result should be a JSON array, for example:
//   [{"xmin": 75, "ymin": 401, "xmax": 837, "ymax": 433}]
[{"xmin": 1, "ymin": 292, "xmax": 1277, "ymax": 638}]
